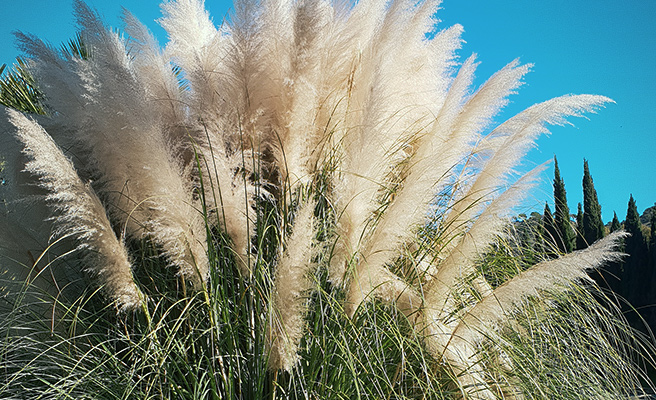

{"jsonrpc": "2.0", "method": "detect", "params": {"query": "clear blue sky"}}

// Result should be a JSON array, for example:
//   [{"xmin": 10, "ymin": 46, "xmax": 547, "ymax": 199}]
[{"xmin": 1, "ymin": 0, "xmax": 655, "ymax": 222}]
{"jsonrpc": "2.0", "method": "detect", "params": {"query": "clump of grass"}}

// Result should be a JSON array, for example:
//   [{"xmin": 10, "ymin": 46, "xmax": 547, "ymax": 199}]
[{"xmin": 0, "ymin": 0, "xmax": 654, "ymax": 398}]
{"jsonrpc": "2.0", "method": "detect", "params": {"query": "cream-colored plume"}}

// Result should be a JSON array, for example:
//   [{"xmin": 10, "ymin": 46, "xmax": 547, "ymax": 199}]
[
  {"xmin": 7, "ymin": 109, "xmax": 143, "ymax": 311},
  {"xmin": 452, "ymin": 231, "xmax": 627, "ymax": 346},
  {"xmin": 16, "ymin": 1, "xmax": 210, "ymax": 285},
  {"xmin": 268, "ymin": 199, "xmax": 317, "ymax": 371}
]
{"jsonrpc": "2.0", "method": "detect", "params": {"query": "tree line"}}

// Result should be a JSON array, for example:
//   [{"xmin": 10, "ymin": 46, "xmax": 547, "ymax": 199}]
[{"xmin": 538, "ymin": 156, "xmax": 656, "ymax": 332}]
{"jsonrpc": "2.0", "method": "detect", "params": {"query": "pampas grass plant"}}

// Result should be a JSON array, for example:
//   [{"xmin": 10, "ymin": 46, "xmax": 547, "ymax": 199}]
[{"xmin": 0, "ymin": 0, "xmax": 653, "ymax": 398}]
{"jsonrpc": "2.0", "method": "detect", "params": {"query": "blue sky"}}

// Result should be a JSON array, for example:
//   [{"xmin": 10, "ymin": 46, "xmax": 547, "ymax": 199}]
[{"xmin": 1, "ymin": 0, "xmax": 654, "ymax": 222}]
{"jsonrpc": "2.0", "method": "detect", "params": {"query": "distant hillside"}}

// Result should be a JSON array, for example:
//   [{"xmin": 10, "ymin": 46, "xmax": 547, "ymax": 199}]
[
  {"xmin": 602, "ymin": 203, "xmax": 656, "ymax": 229},
  {"xmin": 640, "ymin": 204, "xmax": 656, "ymax": 226}
]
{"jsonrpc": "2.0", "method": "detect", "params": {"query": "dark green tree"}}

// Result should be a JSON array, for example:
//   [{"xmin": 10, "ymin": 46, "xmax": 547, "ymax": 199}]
[
  {"xmin": 649, "ymin": 211, "xmax": 656, "ymax": 284},
  {"xmin": 582, "ymin": 159, "xmax": 605, "ymax": 245},
  {"xmin": 590, "ymin": 208, "xmax": 623, "ymax": 295},
  {"xmin": 622, "ymin": 195, "xmax": 650, "ymax": 320},
  {"xmin": 552, "ymin": 156, "xmax": 575, "ymax": 252},
  {"xmin": 542, "ymin": 202, "xmax": 559, "ymax": 257},
  {"xmin": 575, "ymin": 202, "xmax": 586, "ymax": 250},
  {"xmin": 625, "ymin": 195, "xmax": 645, "ymax": 249},
  {"xmin": 650, "ymin": 211, "xmax": 656, "ymax": 261},
  {"xmin": 610, "ymin": 211, "xmax": 621, "ymax": 233},
  {"xmin": 591, "ymin": 209, "xmax": 622, "ymax": 294},
  {"xmin": 641, "ymin": 219, "xmax": 656, "ymax": 334},
  {"xmin": 590, "ymin": 211, "xmax": 625, "ymax": 294}
]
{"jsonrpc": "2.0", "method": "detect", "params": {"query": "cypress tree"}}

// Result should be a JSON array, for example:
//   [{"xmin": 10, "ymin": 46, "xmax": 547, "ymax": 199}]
[
  {"xmin": 575, "ymin": 202, "xmax": 586, "ymax": 250},
  {"xmin": 650, "ymin": 211, "xmax": 656, "ymax": 329},
  {"xmin": 625, "ymin": 195, "xmax": 645, "ymax": 247},
  {"xmin": 552, "ymin": 156, "xmax": 575, "ymax": 252},
  {"xmin": 542, "ymin": 202, "xmax": 559, "ymax": 256},
  {"xmin": 610, "ymin": 211, "xmax": 621, "ymax": 233},
  {"xmin": 649, "ymin": 208, "xmax": 656, "ymax": 283},
  {"xmin": 595, "ymin": 210, "xmax": 623, "ymax": 295},
  {"xmin": 623, "ymin": 194, "xmax": 649, "ymax": 313},
  {"xmin": 624, "ymin": 195, "xmax": 647, "ymax": 262},
  {"xmin": 650, "ymin": 211, "xmax": 656, "ymax": 260},
  {"xmin": 582, "ymin": 159, "xmax": 605, "ymax": 245}
]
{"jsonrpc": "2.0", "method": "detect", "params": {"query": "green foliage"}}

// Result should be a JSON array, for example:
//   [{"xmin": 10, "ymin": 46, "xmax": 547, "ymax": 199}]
[
  {"xmin": 582, "ymin": 159, "xmax": 605, "ymax": 246},
  {"xmin": 575, "ymin": 203, "xmax": 586, "ymax": 250},
  {"xmin": 541, "ymin": 202, "xmax": 559, "ymax": 257},
  {"xmin": 626, "ymin": 195, "xmax": 645, "ymax": 245},
  {"xmin": 623, "ymin": 196, "xmax": 648, "ymax": 275},
  {"xmin": 610, "ymin": 211, "xmax": 621, "ymax": 233},
  {"xmin": 2, "ymin": 208, "xmax": 652, "ymax": 399},
  {"xmin": 478, "ymin": 213, "xmax": 547, "ymax": 288},
  {"xmin": 552, "ymin": 156, "xmax": 575, "ymax": 253},
  {"xmin": 650, "ymin": 211, "xmax": 656, "ymax": 259},
  {"xmin": 0, "ymin": 58, "xmax": 46, "ymax": 115},
  {"xmin": 500, "ymin": 287, "xmax": 655, "ymax": 400},
  {"xmin": 0, "ymin": 34, "xmax": 88, "ymax": 115},
  {"xmin": 62, "ymin": 33, "xmax": 90, "ymax": 60},
  {"xmin": 0, "ymin": 189, "xmax": 466, "ymax": 399},
  {"xmin": 622, "ymin": 195, "xmax": 651, "ymax": 319}
]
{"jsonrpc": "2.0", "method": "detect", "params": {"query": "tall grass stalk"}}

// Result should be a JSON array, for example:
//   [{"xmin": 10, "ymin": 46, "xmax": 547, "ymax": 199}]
[{"xmin": 0, "ymin": 0, "xmax": 653, "ymax": 398}]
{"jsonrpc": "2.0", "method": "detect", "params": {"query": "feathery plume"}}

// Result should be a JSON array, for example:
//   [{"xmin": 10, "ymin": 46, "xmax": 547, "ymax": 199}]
[
  {"xmin": 199, "ymin": 141, "xmax": 256, "ymax": 274},
  {"xmin": 159, "ymin": 0, "xmax": 227, "ymax": 130},
  {"xmin": 122, "ymin": 10, "xmax": 188, "ymax": 142},
  {"xmin": 426, "ymin": 163, "xmax": 549, "ymax": 316},
  {"xmin": 17, "ymin": 2, "xmax": 210, "ymax": 285},
  {"xmin": 453, "ymin": 231, "xmax": 627, "ymax": 345},
  {"xmin": 439, "ymin": 94, "xmax": 612, "ymax": 253},
  {"xmin": 341, "ymin": 58, "xmax": 533, "ymax": 315},
  {"xmin": 7, "ymin": 109, "xmax": 143, "ymax": 311},
  {"xmin": 418, "ymin": 232, "xmax": 628, "ymax": 399},
  {"xmin": 268, "ymin": 199, "xmax": 317, "ymax": 371}
]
